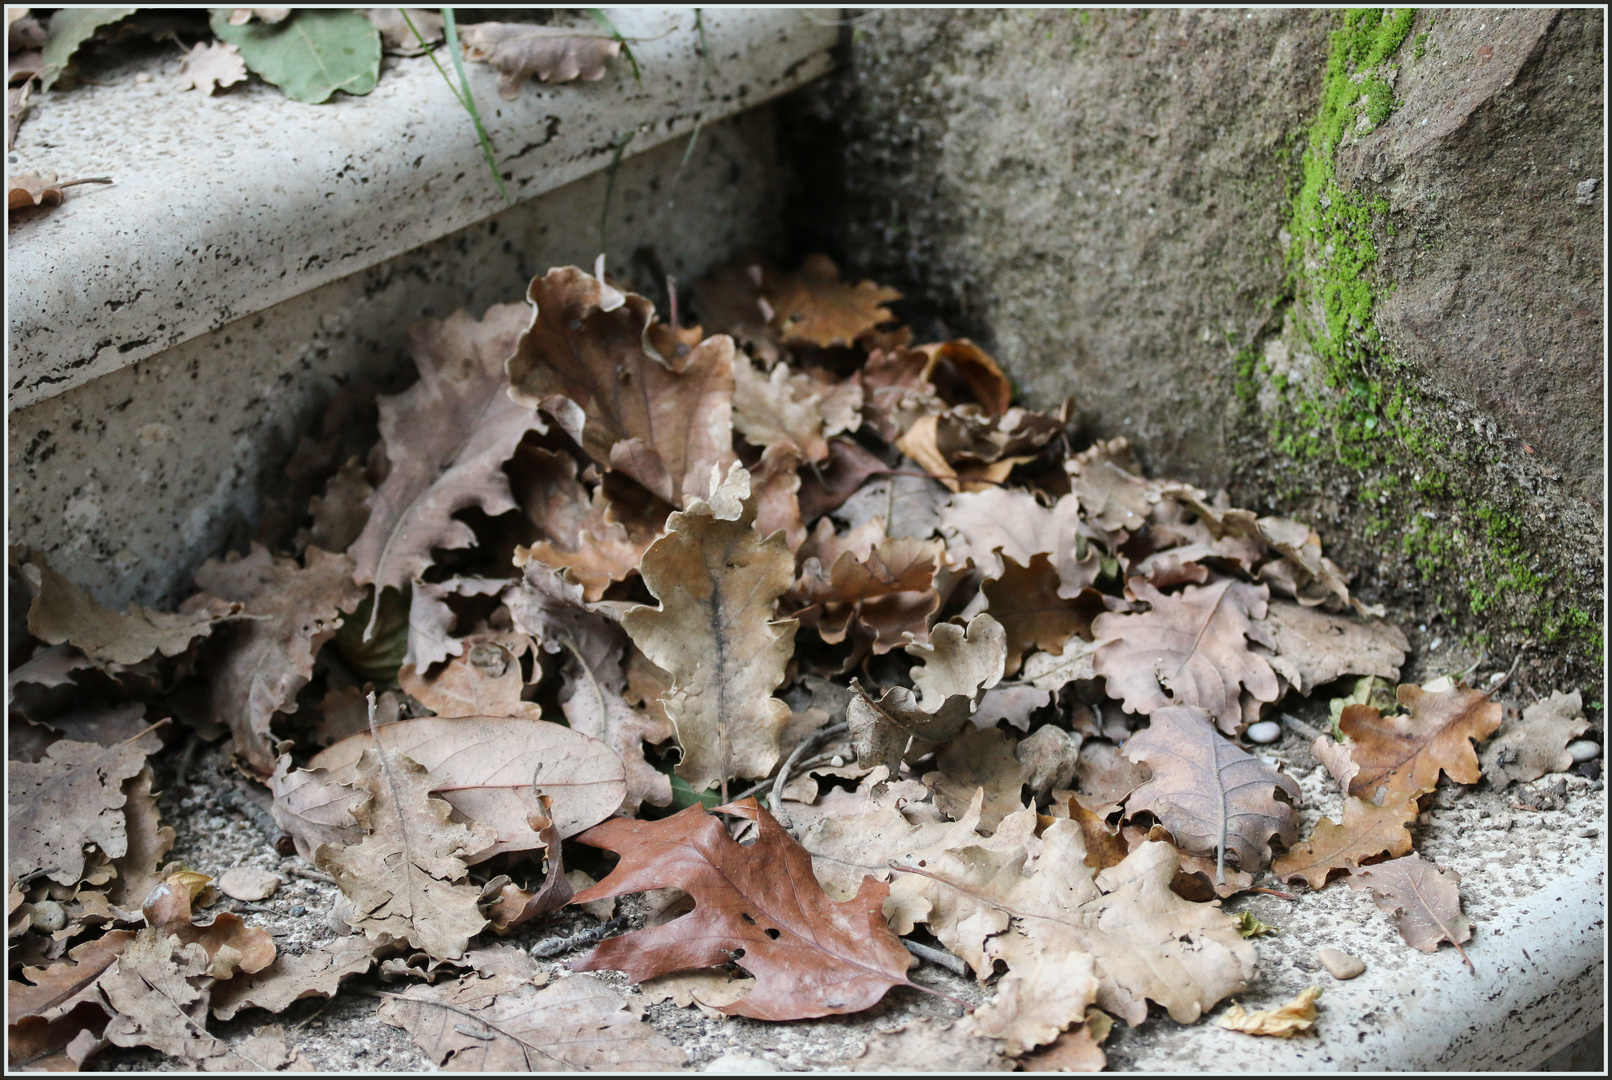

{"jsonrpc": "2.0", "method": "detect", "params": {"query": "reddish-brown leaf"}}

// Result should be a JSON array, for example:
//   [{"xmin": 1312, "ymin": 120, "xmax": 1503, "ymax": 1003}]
[
  {"xmin": 1271, "ymin": 795, "xmax": 1417, "ymax": 891},
  {"xmin": 1340, "ymin": 683, "xmax": 1503, "ymax": 805},
  {"xmin": 570, "ymin": 800, "xmax": 917, "ymax": 1021},
  {"xmin": 763, "ymin": 254, "xmax": 901, "ymax": 348},
  {"xmin": 981, "ymin": 554, "xmax": 1105, "ymax": 676}
]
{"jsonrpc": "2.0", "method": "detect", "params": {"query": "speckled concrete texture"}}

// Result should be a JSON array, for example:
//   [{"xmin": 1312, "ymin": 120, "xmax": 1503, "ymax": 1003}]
[
  {"xmin": 9, "ymin": 109, "xmax": 789, "ymax": 609},
  {"xmin": 7, "ymin": 8, "xmax": 834, "ymax": 409}
]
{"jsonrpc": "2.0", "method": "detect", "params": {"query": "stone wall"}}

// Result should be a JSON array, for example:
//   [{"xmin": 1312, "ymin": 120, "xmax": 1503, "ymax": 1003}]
[{"xmin": 781, "ymin": 8, "xmax": 1604, "ymax": 690}]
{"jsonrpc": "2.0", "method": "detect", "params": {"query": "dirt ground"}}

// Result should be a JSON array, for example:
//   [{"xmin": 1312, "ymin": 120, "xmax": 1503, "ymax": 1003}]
[{"xmin": 89, "ymin": 627, "xmax": 1602, "ymax": 1072}]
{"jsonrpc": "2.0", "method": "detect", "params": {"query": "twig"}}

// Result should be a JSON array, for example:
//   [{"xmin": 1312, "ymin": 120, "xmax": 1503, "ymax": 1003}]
[
  {"xmin": 529, "ymin": 917, "xmax": 627, "ymax": 958},
  {"xmin": 1281, "ymin": 714, "xmax": 1327, "ymax": 742},
  {"xmin": 770, "ymin": 723, "xmax": 850, "ymax": 832},
  {"xmin": 1483, "ymin": 648, "xmax": 1525, "ymax": 700},
  {"xmin": 902, "ymin": 937, "xmax": 970, "ymax": 977},
  {"xmin": 282, "ymin": 864, "xmax": 337, "ymax": 886},
  {"xmin": 230, "ymin": 901, "xmax": 284, "ymax": 918},
  {"xmin": 56, "ymin": 177, "xmax": 113, "ymax": 189},
  {"xmin": 1246, "ymin": 887, "xmax": 1298, "ymax": 901}
]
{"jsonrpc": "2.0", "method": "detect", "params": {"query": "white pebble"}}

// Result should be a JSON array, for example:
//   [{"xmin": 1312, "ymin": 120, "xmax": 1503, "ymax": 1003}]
[
  {"xmin": 220, "ymin": 868, "xmax": 281, "ymax": 902},
  {"xmin": 1317, "ymin": 947, "xmax": 1366, "ymax": 980},
  {"xmin": 1246, "ymin": 720, "xmax": 1282, "ymax": 744},
  {"xmin": 1567, "ymin": 740, "xmax": 1601, "ymax": 762},
  {"xmin": 134, "ymin": 71, "xmax": 152, "ymax": 84},
  {"xmin": 31, "ymin": 899, "xmax": 67, "ymax": 933}
]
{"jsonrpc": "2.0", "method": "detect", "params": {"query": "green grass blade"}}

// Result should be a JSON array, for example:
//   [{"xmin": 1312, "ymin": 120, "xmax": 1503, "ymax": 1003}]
[
  {"xmin": 599, "ymin": 128, "xmax": 636, "ymax": 251},
  {"xmin": 440, "ymin": 7, "xmax": 513, "ymax": 206},
  {"xmin": 586, "ymin": 8, "xmax": 641, "ymax": 83},
  {"xmin": 400, "ymin": 8, "xmax": 466, "ymax": 111}
]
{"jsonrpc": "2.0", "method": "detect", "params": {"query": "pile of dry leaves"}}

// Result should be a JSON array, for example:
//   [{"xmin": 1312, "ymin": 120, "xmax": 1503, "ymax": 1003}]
[{"xmin": 8, "ymin": 255, "xmax": 1597, "ymax": 1071}]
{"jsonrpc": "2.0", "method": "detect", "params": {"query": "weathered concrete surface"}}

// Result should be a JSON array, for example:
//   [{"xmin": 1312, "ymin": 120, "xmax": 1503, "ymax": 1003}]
[
  {"xmin": 8, "ymin": 109, "xmax": 788, "ymax": 610},
  {"xmin": 785, "ymin": 8, "xmax": 1335, "ymax": 490},
  {"xmin": 1355, "ymin": 8, "xmax": 1604, "ymax": 503},
  {"xmin": 782, "ymin": 7, "xmax": 1603, "ymax": 688}
]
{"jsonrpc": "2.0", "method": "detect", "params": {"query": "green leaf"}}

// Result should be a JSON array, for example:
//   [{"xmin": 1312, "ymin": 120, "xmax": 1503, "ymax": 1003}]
[
  {"xmin": 39, "ymin": 8, "xmax": 138, "ymax": 91},
  {"xmin": 1235, "ymin": 911, "xmax": 1279, "ymax": 937},
  {"xmin": 331, "ymin": 586, "xmax": 409, "ymax": 684},
  {"xmin": 666, "ymin": 774, "xmax": 722, "ymax": 812},
  {"xmin": 210, "ymin": 8, "xmax": 381, "ymax": 104}
]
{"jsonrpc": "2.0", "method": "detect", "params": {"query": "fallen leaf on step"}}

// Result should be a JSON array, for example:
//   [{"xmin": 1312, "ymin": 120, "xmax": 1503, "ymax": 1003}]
[
  {"xmin": 508, "ymin": 266, "xmax": 735, "ymax": 507},
  {"xmin": 8, "ymin": 170, "xmax": 111, "ymax": 212},
  {"xmin": 210, "ymin": 936, "xmax": 380, "ymax": 1020},
  {"xmin": 1216, "ymin": 985, "xmax": 1321, "ymax": 1037},
  {"xmin": 982, "ymin": 554, "xmax": 1105, "ymax": 676},
  {"xmin": 923, "ymin": 725, "xmax": 1027, "ymax": 832},
  {"xmin": 510, "ymin": 449, "xmax": 662, "ymax": 602},
  {"xmin": 1259, "ymin": 600, "xmax": 1408, "ymax": 695},
  {"xmin": 399, "ymin": 635, "xmax": 540, "ymax": 720},
  {"xmin": 571, "ymin": 799, "xmax": 917, "ymax": 1021},
  {"xmin": 792, "ymin": 524, "xmax": 944, "ymax": 654},
  {"xmin": 1092, "ymin": 577, "xmax": 1279, "ymax": 734},
  {"xmin": 363, "ymin": 7, "xmax": 441, "ymax": 55},
  {"xmin": 1019, "ymin": 1009, "xmax": 1110, "ymax": 1071},
  {"xmin": 1122, "ymin": 705, "xmax": 1300, "ymax": 878},
  {"xmin": 188, "ymin": 544, "xmax": 364, "ymax": 774},
  {"xmin": 98, "ymin": 928, "xmax": 224, "ymax": 1060},
  {"xmin": 639, "ymin": 970, "xmax": 756, "ymax": 1015},
  {"xmin": 621, "ymin": 464, "xmax": 797, "ymax": 793},
  {"xmin": 1271, "ymin": 795, "xmax": 1417, "ymax": 890},
  {"xmin": 378, "ymin": 970, "xmax": 686, "ymax": 1069},
  {"xmin": 1339, "ymin": 682, "xmax": 1502, "ymax": 804},
  {"xmin": 460, "ymin": 22, "xmax": 620, "ymax": 98},
  {"xmin": 1347, "ymin": 855, "xmax": 1474, "ymax": 969},
  {"xmin": 1479, "ymin": 689, "xmax": 1589, "ymax": 788},
  {"xmin": 1066, "ymin": 439, "xmax": 1157, "ymax": 535},
  {"xmin": 402, "ymin": 574, "xmax": 508, "ymax": 673},
  {"xmin": 176, "ymin": 40, "xmax": 246, "ymax": 93},
  {"xmin": 314, "ymin": 743, "xmax": 494, "ymax": 960},
  {"xmin": 200, "ymin": 1024, "xmax": 310, "ymax": 1071},
  {"xmin": 763, "ymin": 254, "xmax": 901, "ymax": 348},
  {"xmin": 23, "ymin": 555, "xmax": 235, "ymax": 667},
  {"xmin": 348, "ymin": 304, "xmax": 540, "ymax": 607},
  {"xmin": 732, "ymin": 354, "xmax": 863, "ymax": 462},
  {"xmin": 839, "ymin": 1017, "xmax": 1011, "ymax": 1071}
]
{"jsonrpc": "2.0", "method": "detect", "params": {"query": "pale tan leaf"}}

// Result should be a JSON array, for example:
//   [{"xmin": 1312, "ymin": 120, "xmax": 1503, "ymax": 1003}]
[
  {"xmin": 379, "ymin": 970, "xmax": 686, "ymax": 1070},
  {"xmin": 1256, "ymin": 517, "xmax": 1352, "ymax": 611},
  {"xmin": 1065, "ymin": 438, "xmax": 1157, "ymax": 534},
  {"xmin": 639, "ymin": 970, "xmax": 755, "ymax": 1014},
  {"xmin": 508, "ymin": 267, "xmax": 735, "ymax": 508},
  {"xmin": 348, "ymin": 304, "xmax": 540, "ymax": 604},
  {"xmin": 910, "ymin": 613, "xmax": 1006, "ymax": 710},
  {"xmin": 304, "ymin": 715, "xmax": 626, "ymax": 859},
  {"xmin": 835, "ymin": 471, "xmax": 948, "ymax": 540},
  {"xmin": 399, "ymin": 635, "xmax": 541, "ymax": 720},
  {"xmin": 460, "ymin": 22, "xmax": 620, "ymax": 99},
  {"xmin": 8, "ymin": 726, "xmax": 161, "ymax": 885},
  {"xmin": 1271, "ymin": 795, "xmax": 1417, "ymax": 890},
  {"xmin": 23, "ymin": 556, "xmax": 234, "ymax": 667},
  {"xmin": 1122, "ymin": 705, "xmax": 1300, "ymax": 877},
  {"xmin": 105, "ymin": 766, "xmax": 175, "ymax": 913},
  {"xmin": 176, "ymin": 40, "xmax": 246, "ymax": 94},
  {"xmin": 364, "ymin": 7, "xmax": 441, "ymax": 54},
  {"xmin": 1216, "ymin": 985, "xmax": 1321, "ymax": 1037},
  {"xmin": 1260, "ymin": 600, "xmax": 1408, "ymax": 695},
  {"xmin": 201, "ymin": 1024, "xmax": 311, "ymax": 1071},
  {"xmin": 210, "ymin": 936, "xmax": 380, "ymax": 1020},
  {"xmin": 792, "ymin": 529, "xmax": 944, "ymax": 655},
  {"xmin": 1092, "ymin": 577, "xmax": 1279, "ymax": 733},
  {"xmin": 98, "ymin": 928, "xmax": 225, "ymax": 1061},
  {"xmin": 922, "ymin": 726, "xmax": 1027, "ymax": 833},
  {"xmin": 1479, "ymin": 689, "xmax": 1589, "ymax": 788},
  {"xmin": 732, "ymin": 354, "xmax": 863, "ymax": 462},
  {"xmin": 621, "ymin": 464, "xmax": 797, "ymax": 792},
  {"xmin": 139, "ymin": 875, "xmax": 277, "ymax": 981},
  {"xmin": 314, "ymin": 745, "xmax": 494, "ymax": 960},
  {"xmin": 840, "ymin": 1017, "xmax": 1010, "ymax": 1071},
  {"xmin": 1019, "ymin": 1014, "xmax": 1108, "ymax": 1071},
  {"xmin": 304, "ymin": 457, "xmax": 373, "ymax": 555},
  {"xmin": 9, "ymin": 928, "xmax": 135, "ymax": 1022},
  {"xmin": 750, "ymin": 440, "xmax": 808, "ymax": 553},
  {"xmin": 402, "ymin": 575, "xmax": 508, "ymax": 673},
  {"xmin": 1021, "ymin": 633, "xmax": 1101, "ymax": 692},
  {"xmin": 1347, "ymin": 855, "xmax": 1474, "ymax": 968},
  {"xmin": 189, "ymin": 545, "xmax": 364, "ymax": 773},
  {"xmin": 763, "ymin": 254, "xmax": 901, "ymax": 348}
]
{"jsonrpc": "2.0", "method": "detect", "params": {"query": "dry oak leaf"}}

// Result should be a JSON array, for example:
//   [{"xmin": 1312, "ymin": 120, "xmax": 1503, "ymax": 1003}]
[
  {"xmin": 1255, "ymin": 516, "xmax": 1353, "ymax": 612},
  {"xmin": 1066, "ymin": 438, "xmax": 1158, "ymax": 535},
  {"xmin": 792, "ymin": 525, "xmax": 944, "ymax": 655},
  {"xmin": 23, "ymin": 556, "xmax": 234, "ymax": 667},
  {"xmin": 378, "ymin": 969, "xmax": 686, "ymax": 1071},
  {"xmin": 917, "ymin": 338, "xmax": 1013, "ymax": 417},
  {"xmin": 301, "ymin": 715, "xmax": 626, "ymax": 860},
  {"xmin": 1092, "ymin": 576, "xmax": 1279, "ymax": 734},
  {"xmin": 8, "ymin": 725, "xmax": 161, "ymax": 886},
  {"xmin": 1339, "ymin": 682, "xmax": 1502, "ymax": 805},
  {"xmin": 7, "ymin": 1001, "xmax": 111, "ymax": 1072},
  {"xmin": 509, "ymin": 447, "xmax": 661, "ymax": 603},
  {"xmin": 749, "ymin": 440, "xmax": 809, "ymax": 552},
  {"xmin": 363, "ymin": 7, "xmax": 442, "ymax": 55},
  {"xmin": 348, "ymin": 304, "xmax": 540, "ymax": 612},
  {"xmin": 797, "ymin": 436, "xmax": 888, "ymax": 521},
  {"xmin": 188, "ymin": 544, "xmax": 364, "ymax": 774},
  {"xmin": 835, "ymin": 468, "xmax": 949, "ymax": 540},
  {"xmin": 572, "ymin": 799, "xmax": 918, "ymax": 1021},
  {"xmin": 8, "ymin": 170, "xmax": 110, "ymax": 212},
  {"xmin": 840, "ymin": 1017, "xmax": 1011, "ymax": 1072},
  {"xmin": 638, "ymin": 970, "xmax": 756, "ymax": 1015},
  {"xmin": 1270, "ymin": 795, "xmax": 1417, "ymax": 891},
  {"xmin": 98, "ymin": 928, "xmax": 225, "ymax": 1061},
  {"xmin": 503, "ymin": 563, "xmax": 673, "ymax": 814},
  {"xmin": 857, "ymin": 345, "xmax": 940, "ymax": 442},
  {"xmin": 763, "ymin": 253, "xmax": 901, "ymax": 348},
  {"xmin": 896, "ymin": 412, "xmax": 1030, "ymax": 494},
  {"xmin": 9, "ymin": 928, "xmax": 135, "ymax": 1022},
  {"xmin": 508, "ymin": 266, "xmax": 735, "ymax": 508},
  {"xmin": 1122, "ymin": 705, "xmax": 1300, "ymax": 879},
  {"xmin": 140, "ymin": 875, "xmax": 278, "ymax": 981},
  {"xmin": 1021, "ymin": 633, "xmax": 1102, "ymax": 693},
  {"xmin": 314, "ymin": 744, "xmax": 495, "ymax": 961},
  {"xmin": 621, "ymin": 463, "xmax": 797, "ymax": 792},
  {"xmin": 459, "ymin": 22, "xmax": 620, "ymax": 99},
  {"xmin": 848, "ymin": 613, "xmax": 1006, "ymax": 772},
  {"xmin": 177, "ymin": 40, "xmax": 246, "ymax": 93},
  {"xmin": 1216, "ymin": 985, "xmax": 1322, "ymax": 1038},
  {"xmin": 1479, "ymin": 689, "xmax": 1589, "ymax": 788},
  {"xmin": 304, "ymin": 455, "xmax": 373, "ymax": 554},
  {"xmin": 479, "ymin": 794, "xmax": 573, "ymax": 934},
  {"xmin": 1347, "ymin": 855, "xmax": 1474, "ymax": 970},
  {"xmin": 939, "ymin": 488, "xmax": 1094, "ymax": 592},
  {"xmin": 732, "ymin": 354, "xmax": 863, "ymax": 462},
  {"xmin": 895, "ymin": 826, "xmax": 1255, "ymax": 1039},
  {"xmin": 200, "ymin": 1024, "xmax": 311, "ymax": 1072},
  {"xmin": 210, "ymin": 936, "xmax": 380, "ymax": 1020},
  {"xmin": 402, "ymin": 574, "xmax": 508, "ymax": 673},
  {"xmin": 923, "ymin": 725, "xmax": 1029, "ymax": 834},
  {"xmin": 105, "ymin": 767, "xmax": 175, "ymax": 915},
  {"xmin": 399, "ymin": 635, "xmax": 541, "ymax": 721},
  {"xmin": 1259, "ymin": 600, "xmax": 1408, "ymax": 696},
  {"xmin": 983, "ymin": 554, "xmax": 1108, "ymax": 677}
]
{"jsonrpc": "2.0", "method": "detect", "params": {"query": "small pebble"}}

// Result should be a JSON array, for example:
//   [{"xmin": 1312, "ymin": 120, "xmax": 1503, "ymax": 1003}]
[
  {"xmin": 1246, "ymin": 720, "xmax": 1282, "ymax": 744},
  {"xmin": 31, "ymin": 899, "xmax": 67, "ymax": 933},
  {"xmin": 290, "ymin": 904, "xmax": 307, "ymax": 917},
  {"xmin": 1567, "ymin": 740, "xmax": 1601, "ymax": 763},
  {"xmin": 1318, "ymin": 947, "xmax": 1366, "ymax": 980},
  {"xmin": 134, "ymin": 71, "xmax": 152, "ymax": 83},
  {"xmin": 219, "ymin": 868, "xmax": 281, "ymax": 902}
]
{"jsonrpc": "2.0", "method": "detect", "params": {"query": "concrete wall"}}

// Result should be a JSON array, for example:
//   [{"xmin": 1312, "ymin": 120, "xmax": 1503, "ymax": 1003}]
[
  {"xmin": 782, "ymin": 8, "xmax": 1604, "ymax": 690},
  {"xmin": 9, "ymin": 109, "xmax": 789, "ymax": 610}
]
